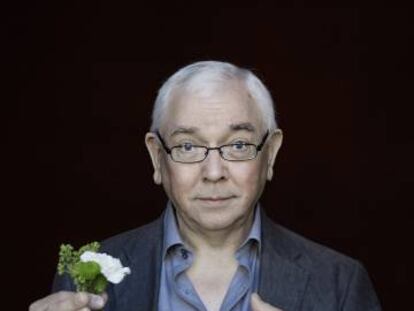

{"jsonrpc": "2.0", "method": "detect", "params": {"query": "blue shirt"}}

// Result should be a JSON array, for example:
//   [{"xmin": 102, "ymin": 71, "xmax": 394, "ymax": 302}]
[{"xmin": 158, "ymin": 202, "xmax": 261, "ymax": 311}]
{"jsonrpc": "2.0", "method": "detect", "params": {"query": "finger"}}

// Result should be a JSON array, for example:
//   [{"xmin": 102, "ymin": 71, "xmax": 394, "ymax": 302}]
[
  {"xmin": 251, "ymin": 293, "xmax": 283, "ymax": 311},
  {"xmin": 86, "ymin": 292, "xmax": 106, "ymax": 310},
  {"xmin": 100, "ymin": 292, "xmax": 108, "ymax": 305},
  {"xmin": 102, "ymin": 292, "xmax": 108, "ymax": 301},
  {"xmin": 52, "ymin": 292, "xmax": 89, "ymax": 311},
  {"xmin": 29, "ymin": 292, "xmax": 84, "ymax": 311}
]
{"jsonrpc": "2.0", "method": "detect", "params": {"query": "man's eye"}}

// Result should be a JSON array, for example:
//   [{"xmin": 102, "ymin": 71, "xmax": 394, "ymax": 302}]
[
  {"xmin": 182, "ymin": 143, "xmax": 194, "ymax": 152},
  {"xmin": 232, "ymin": 142, "xmax": 248, "ymax": 151}
]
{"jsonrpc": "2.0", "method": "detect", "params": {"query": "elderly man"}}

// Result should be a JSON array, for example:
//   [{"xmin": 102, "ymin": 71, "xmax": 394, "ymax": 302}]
[{"xmin": 30, "ymin": 61, "xmax": 381, "ymax": 311}]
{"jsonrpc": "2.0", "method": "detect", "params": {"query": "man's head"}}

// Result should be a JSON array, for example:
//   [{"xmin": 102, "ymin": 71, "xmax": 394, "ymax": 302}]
[{"xmin": 145, "ymin": 61, "xmax": 282, "ymax": 234}]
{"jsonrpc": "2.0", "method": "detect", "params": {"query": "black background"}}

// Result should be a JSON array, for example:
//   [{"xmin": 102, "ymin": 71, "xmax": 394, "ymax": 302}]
[{"xmin": 4, "ymin": 1, "xmax": 413, "ymax": 310}]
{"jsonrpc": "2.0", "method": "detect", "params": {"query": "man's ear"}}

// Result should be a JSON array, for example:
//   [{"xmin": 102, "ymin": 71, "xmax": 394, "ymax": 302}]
[
  {"xmin": 266, "ymin": 129, "xmax": 283, "ymax": 181},
  {"xmin": 145, "ymin": 132, "xmax": 163, "ymax": 185}
]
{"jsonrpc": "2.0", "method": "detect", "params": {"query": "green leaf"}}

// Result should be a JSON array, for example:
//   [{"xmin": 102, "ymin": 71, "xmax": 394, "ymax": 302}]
[
  {"xmin": 92, "ymin": 274, "xmax": 108, "ymax": 294},
  {"xmin": 73, "ymin": 261, "xmax": 101, "ymax": 281}
]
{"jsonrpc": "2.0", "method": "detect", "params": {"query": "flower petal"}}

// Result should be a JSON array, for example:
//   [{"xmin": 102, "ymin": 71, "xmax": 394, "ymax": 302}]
[{"xmin": 80, "ymin": 251, "xmax": 131, "ymax": 284}]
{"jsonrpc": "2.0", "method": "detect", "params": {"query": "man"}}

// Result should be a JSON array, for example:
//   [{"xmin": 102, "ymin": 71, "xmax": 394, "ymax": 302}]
[{"xmin": 30, "ymin": 61, "xmax": 381, "ymax": 311}]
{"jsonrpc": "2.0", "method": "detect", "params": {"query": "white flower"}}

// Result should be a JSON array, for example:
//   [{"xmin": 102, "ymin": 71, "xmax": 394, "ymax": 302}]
[{"xmin": 80, "ymin": 251, "xmax": 131, "ymax": 284}]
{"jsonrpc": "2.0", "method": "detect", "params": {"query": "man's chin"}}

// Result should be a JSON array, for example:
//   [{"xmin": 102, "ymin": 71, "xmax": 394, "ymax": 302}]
[{"xmin": 193, "ymin": 207, "xmax": 249, "ymax": 232}]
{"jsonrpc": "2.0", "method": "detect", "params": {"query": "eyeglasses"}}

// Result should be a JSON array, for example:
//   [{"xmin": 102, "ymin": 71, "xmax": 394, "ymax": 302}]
[{"xmin": 156, "ymin": 131, "xmax": 269, "ymax": 163}]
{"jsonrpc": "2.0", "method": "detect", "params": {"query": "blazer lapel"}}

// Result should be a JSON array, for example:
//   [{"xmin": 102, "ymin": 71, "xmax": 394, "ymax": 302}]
[
  {"xmin": 258, "ymin": 214, "xmax": 310, "ymax": 311},
  {"xmin": 110, "ymin": 218, "xmax": 164, "ymax": 311}
]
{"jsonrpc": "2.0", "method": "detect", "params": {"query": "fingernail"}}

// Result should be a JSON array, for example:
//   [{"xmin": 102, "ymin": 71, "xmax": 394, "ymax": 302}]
[{"xmin": 90, "ymin": 295, "xmax": 104, "ymax": 308}]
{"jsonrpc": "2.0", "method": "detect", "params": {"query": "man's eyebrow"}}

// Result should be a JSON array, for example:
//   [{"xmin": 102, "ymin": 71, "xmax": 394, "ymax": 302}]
[
  {"xmin": 229, "ymin": 122, "xmax": 257, "ymax": 132},
  {"xmin": 169, "ymin": 127, "xmax": 199, "ymax": 137}
]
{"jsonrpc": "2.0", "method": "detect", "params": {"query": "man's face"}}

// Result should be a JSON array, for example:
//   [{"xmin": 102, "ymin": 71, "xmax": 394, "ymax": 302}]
[{"xmin": 146, "ymin": 81, "xmax": 282, "ymax": 233}]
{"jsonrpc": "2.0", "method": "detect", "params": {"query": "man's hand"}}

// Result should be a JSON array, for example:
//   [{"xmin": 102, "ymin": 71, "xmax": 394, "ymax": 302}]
[
  {"xmin": 251, "ymin": 293, "xmax": 283, "ymax": 311},
  {"xmin": 29, "ymin": 291, "xmax": 107, "ymax": 311}
]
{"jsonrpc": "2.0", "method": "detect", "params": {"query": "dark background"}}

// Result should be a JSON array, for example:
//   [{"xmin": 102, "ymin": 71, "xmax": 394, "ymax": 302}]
[{"xmin": 4, "ymin": 1, "xmax": 413, "ymax": 310}]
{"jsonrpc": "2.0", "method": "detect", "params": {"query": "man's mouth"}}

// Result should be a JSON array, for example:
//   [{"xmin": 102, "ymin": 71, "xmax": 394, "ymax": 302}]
[{"xmin": 197, "ymin": 196, "xmax": 235, "ymax": 202}]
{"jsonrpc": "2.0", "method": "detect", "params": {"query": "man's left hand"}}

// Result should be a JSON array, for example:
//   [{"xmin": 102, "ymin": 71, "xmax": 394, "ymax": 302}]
[{"xmin": 251, "ymin": 293, "xmax": 283, "ymax": 311}]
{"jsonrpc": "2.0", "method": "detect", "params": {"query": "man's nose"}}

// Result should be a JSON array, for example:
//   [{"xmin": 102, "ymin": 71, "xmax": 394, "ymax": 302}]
[{"xmin": 201, "ymin": 149, "xmax": 228, "ymax": 182}]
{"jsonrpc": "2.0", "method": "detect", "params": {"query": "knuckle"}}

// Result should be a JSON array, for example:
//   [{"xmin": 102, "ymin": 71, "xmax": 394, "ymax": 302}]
[
  {"xmin": 55, "ymin": 291, "xmax": 70, "ymax": 301},
  {"xmin": 55, "ymin": 300, "xmax": 71, "ymax": 310},
  {"xmin": 55, "ymin": 295, "xmax": 83, "ymax": 310}
]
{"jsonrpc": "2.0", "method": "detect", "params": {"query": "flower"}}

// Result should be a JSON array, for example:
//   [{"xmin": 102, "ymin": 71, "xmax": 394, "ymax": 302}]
[
  {"xmin": 57, "ymin": 242, "xmax": 131, "ymax": 294},
  {"xmin": 80, "ymin": 251, "xmax": 131, "ymax": 284}
]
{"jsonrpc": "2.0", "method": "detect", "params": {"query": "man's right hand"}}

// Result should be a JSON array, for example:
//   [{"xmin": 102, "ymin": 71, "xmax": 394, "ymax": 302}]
[{"xmin": 29, "ymin": 291, "xmax": 107, "ymax": 311}]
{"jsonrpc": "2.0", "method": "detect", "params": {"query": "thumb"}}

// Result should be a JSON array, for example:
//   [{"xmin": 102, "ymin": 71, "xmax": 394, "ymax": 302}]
[
  {"xmin": 251, "ymin": 293, "xmax": 283, "ymax": 311},
  {"xmin": 86, "ymin": 292, "xmax": 108, "ymax": 310}
]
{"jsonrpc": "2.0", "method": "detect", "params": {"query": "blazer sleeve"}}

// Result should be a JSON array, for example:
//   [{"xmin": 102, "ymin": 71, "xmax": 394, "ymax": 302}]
[
  {"xmin": 51, "ymin": 273, "xmax": 76, "ymax": 292},
  {"xmin": 340, "ymin": 261, "xmax": 382, "ymax": 311}
]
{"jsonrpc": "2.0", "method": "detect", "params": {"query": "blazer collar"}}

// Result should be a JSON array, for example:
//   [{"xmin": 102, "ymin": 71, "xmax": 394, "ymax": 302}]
[
  {"xmin": 109, "ymin": 216, "xmax": 164, "ymax": 311},
  {"xmin": 258, "ymin": 212, "xmax": 310, "ymax": 311}
]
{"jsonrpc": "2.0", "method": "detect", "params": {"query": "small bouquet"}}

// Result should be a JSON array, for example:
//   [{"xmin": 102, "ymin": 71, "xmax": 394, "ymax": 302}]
[{"xmin": 57, "ymin": 242, "xmax": 131, "ymax": 295}]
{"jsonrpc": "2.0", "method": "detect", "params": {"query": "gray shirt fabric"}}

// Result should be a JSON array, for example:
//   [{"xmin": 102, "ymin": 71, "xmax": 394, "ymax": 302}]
[{"xmin": 158, "ymin": 202, "xmax": 261, "ymax": 311}]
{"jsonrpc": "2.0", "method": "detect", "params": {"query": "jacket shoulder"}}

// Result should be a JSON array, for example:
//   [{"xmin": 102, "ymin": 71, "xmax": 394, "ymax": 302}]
[
  {"xmin": 263, "ymin": 216, "xmax": 358, "ymax": 269},
  {"xmin": 99, "ymin": 217, "xmax": 163, "ymax": 258},
  {"xmin": 275, "ymin": 223, "xmax": 356, "ymax": 265},
  {"xmin": 263, "ymin": 217, "xmax": 381, "ymax": 309}
]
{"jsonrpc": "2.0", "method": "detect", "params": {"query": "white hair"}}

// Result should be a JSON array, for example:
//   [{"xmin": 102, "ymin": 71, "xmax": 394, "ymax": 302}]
[{"xmin": 150, "ymin": 61, "xmax": 278, "ymax": 132}]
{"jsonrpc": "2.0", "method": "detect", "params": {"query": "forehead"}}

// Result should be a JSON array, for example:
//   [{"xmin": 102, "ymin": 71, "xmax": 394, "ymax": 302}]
[{"xmin": 161, "ymin": 81, "xmax": 264, "ymax": 135}]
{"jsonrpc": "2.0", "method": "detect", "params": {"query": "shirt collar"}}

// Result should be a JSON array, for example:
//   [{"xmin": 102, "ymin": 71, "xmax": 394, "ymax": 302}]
[
  {"xmin": 245, "ymin": 202, "xmax": 262, "ymax": 247},
  {"xmin": 162, "ymin": 201, "xmax": 183, "ymax": 257},
  {"xmin": 162, "ymin": 201, "xmax": 262, "ymax": 258}
]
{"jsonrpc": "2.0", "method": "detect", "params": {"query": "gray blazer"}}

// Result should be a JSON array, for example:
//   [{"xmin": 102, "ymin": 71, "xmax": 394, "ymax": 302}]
[{"xmin": 53, "ymin": 211, "xmax": 381, "ymax": 311}]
